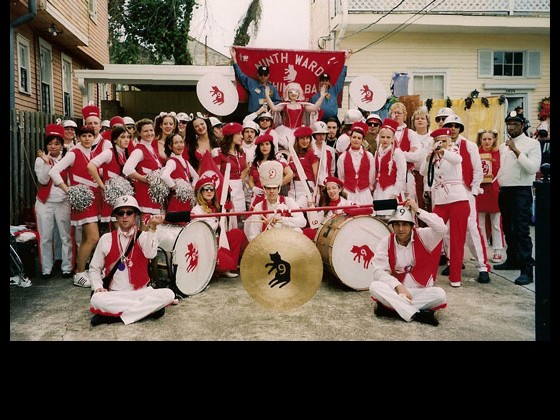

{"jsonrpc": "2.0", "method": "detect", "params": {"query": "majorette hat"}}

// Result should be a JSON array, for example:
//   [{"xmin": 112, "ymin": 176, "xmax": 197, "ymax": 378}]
[
  {"xmin": 430, "ymin": 128, "xmax": 452, "ymax": 138},
  {"xmin": 259, "ymin": 161, "xmax": 283, "ymax": 188},
  {"xmin": 350, "ymin": 121, "xmax": 368, "ymax": 135},
  {"xmin": 293, "ymin": 125, "xmax": 313, "ymax": 137},
  {"xmin": 255, "ymin": 133, "xmax": 274, "ymax": 145},
  {"xmin": 381, "ymin": 118, "xmax": 399, "ymax": 133},
  {"xmin": 81, "ymin": 104, "xmax": 100, "ymax": 119},
  {"xmin": 45, "ymin": 123, "xmax": 64, "ymax": 139},
  {"xmin": 324, "ymin": 176, "xmax": 343, "ymax": 188},
  {"xmin": 109, "ymin": 116, "xmax": 125, "ymax": 127},
  {"xmin": 195, "ymin": 176, "xmax": 216, "ymax": 192},
  {"xmin": 221, "ymin": 122, "xmax": 244, "ymax": 136}
]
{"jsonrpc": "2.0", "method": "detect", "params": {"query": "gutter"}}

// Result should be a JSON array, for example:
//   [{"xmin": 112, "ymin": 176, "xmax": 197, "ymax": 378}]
[{"xmin": 10, "ymin": 0, "xmax": 37, "ymax": 110}]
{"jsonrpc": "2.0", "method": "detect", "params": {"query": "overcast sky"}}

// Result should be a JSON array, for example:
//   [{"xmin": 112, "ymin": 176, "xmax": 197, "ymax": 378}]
[{"xmin": 190, "ymin": 0, "xmax": 310, "ymax": 56}]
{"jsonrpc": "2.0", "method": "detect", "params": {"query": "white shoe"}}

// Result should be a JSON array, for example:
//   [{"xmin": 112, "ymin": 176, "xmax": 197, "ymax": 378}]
[
  {"xmin": 73, "ymin": 271, "xmax": 91, "ymax": 288},
  {"xmin": 450, "ymin": 281, "xmax": 462, "ymax": 288},
  {"xmin": 222, "ymin": 270, "xmax": 239, "ymax": 278},
  {"xmin": 10, "ymin": 275, "xmax": 32, "ymax": 288}
]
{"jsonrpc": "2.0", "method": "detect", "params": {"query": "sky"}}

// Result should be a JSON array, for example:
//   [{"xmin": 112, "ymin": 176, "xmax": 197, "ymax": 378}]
[{"xmin": 189, "ymin": 0, "xmax": 310, "ymax": 56}]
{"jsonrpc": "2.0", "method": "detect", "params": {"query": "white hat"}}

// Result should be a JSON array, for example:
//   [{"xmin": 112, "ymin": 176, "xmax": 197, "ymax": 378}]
[
  {"xmin": 442, "ymin": 114, "xmax": 464, "ymax": 133},
  {"xmin": 435, "ymin": 107, "xmax": 455, "ymax": 119},
  {"xmin": 259, "ymin": 161, "xmax": 283, "ymax": 188},
  {"xmin": 366, "ymin": 113, "xmax": 382, "ymax": 123},
  {"xmin": 312, "ymin": 121, "xmax": 329, "ymax": 135},
  {"xmin": 243, "ymin": 120, "xmax": 260, "ymax": 134},
  {"xmin": 343, "ymin": 109, "xmax": 364, "ymax": 125},
  {"xmin": 101, "ymin": 120, "xmax": 111, "ymax": 128},
  {"xmin": 62, "ymin": 120, "xmax": 77, "ymax": 128},
  {"xmin": 209, "ymin": 116, "xmax": 224, "ymax": 127},
  {"xmin": 123, "ymin": 116, "xmax": 135, "ymax": 126},
  {"xmin": 388, "ymin": 205, "xmax": 415, "ymax": 226},
  {"xmin": 257, "ymin": 112, "xmax": 273, "ymax": 120},
  {"xmin": 176, "ymin": 112, "xmax": 190, "ymax": 123},
  {"xmin": 112, "ymin": 195, "xmax": 140, "ymax": 215}
]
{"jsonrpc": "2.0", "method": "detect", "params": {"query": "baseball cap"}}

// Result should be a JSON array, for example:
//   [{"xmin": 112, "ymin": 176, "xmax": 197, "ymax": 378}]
[{"xmin": 257, "ymin": 65, "xmax": 270, "ymax": 76}]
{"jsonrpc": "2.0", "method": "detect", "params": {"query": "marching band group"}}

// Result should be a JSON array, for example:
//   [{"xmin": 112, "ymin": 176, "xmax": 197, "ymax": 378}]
[{"xmin": 32, "ymin": 50, "xmax": 541, "ymax": 327}]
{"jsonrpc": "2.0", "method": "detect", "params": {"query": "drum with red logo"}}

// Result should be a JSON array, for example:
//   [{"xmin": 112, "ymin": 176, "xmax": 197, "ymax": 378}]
[
  {"xmin": 157, "ymin": 221, "xmax": 217, "ymax": 296},
  {"xmin": 314, "ymin": 214, "xmax": 391, "ymax": 290}
]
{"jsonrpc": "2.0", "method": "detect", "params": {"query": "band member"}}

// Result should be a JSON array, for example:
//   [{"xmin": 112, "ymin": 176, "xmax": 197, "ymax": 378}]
[
  {"xmin": 369, "ymin": 199, "xmax": 447, "ymax": 326},
  {"xmin": 88, "ymin": 195, "xmax": 178, "ymax": 326},
  {"xmin": 244, "ymin": 160, "xmax": 307, "ymax": 242}
]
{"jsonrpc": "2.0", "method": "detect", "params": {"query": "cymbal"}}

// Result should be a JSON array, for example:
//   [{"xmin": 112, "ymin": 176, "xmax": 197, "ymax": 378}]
[{"xmin": 240, "ymin": 228, "xmax": 323, "ymax": 311}]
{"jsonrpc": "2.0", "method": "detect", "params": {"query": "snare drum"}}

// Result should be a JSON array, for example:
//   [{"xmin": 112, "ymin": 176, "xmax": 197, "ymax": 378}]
[{"xmin": 314, "ymin": 214, "xmax": 391, "ymax": 290}]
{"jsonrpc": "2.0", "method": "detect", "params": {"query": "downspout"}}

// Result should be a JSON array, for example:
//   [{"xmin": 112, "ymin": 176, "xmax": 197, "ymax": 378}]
[
  {"xmin": 334, "ymin": 0, "xmax": 348, "ymax": 50},
  {"xmin": 10, "ymin": 0, "xmax": 37, "ymax": 110}
]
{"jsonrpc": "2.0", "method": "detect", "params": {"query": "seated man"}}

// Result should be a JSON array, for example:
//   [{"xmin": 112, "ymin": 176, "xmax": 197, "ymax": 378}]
[
  {"xmin": 369, "ymin": 199, "xmax": 448, "ymax": 326},
  {"xmin": 88, "ymin": 195, "xmax": 178, "ymax": 326},
  {"xmin": 244, "ymin": 160, "xmax": 307, "ymax": 242}
]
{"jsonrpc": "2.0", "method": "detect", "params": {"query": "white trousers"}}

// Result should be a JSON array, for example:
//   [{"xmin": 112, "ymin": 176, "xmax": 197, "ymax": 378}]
[
  {"xmin": 370, "ymin": 281, "xmax": 447, "ymax": 322},
  {"xmin": 35, "ymin": 200, "xmax": 73, "ymax": 274},
  {"xmin": 90, "ymin": 286, "xmax": 176, "ymax": 325},
  {"xmin": 289, "ymin": 179, "xmax": 315, "ymax": 208},
  {"xmin": 477, "ymin": 212, "xmax": 504, "ymax": 251}
]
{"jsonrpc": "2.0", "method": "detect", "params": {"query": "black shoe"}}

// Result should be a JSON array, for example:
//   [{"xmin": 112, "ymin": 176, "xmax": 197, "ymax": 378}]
[
  {"xmin": 514, "ymin": 274, "xmax": 533, "ymax": 286},
  {"xmin": 145, "ymin": 307, "xmax": 165, "ymax": 320},
  {"xmin": 494, "ymin": 262, "xmax": 519, "ymax": 270},
  {"xmin": 477, "ymin": 272, "xmax": 491, "ymax": 283},
  {"xmin": 62, "ymin": 271, "xmax": 74, "ymax": 279},
  {"xmin": 439, "ymin": 254, "xmax": 448, "ymax": 266},
  {"xmin": 90, "ymin": 314, "xmax": 122, "ymax": 327},
  {"xmin": 412, "ymin": 309, "xmax": 439, "ymax": 326},
  {"xmin": 441, "ymin": 266, "xmax": 449, "ymax": 276},
  {"xmin": 374, "ymin": 303, "xmax": 398, "ymax": 319},
  {"xmin": 40, "ymin": 273, "xmax": 53, "ymax": 280}
]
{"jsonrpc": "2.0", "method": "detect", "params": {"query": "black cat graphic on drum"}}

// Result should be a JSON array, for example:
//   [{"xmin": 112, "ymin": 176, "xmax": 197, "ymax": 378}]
[{"xmin": 265, "ymin": 252, "xmax": 291, "ymax": 288}]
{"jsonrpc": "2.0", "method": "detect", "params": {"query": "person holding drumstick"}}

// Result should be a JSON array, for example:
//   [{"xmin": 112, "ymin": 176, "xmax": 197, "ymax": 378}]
[
  {"xmin": 88, "ymin": 195, "xmax": 178, "ymax": 326},
  {"xmin": 369, "ymin": 199, "xmax": 448, "ymax": 326}
]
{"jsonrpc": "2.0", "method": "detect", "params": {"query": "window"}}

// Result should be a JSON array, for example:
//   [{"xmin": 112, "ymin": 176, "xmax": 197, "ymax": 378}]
[
  {"xmin": 479, "ymin": 50, "xmax": 541, "ymax": 78},
  {"xmin": 88, "ymin": 0, "xmax": 97, "ymax": 20},
  {"xmin": 412, "ymin": 73, "xmax": 445, "ymax": 100},
  {"xmin": 62, "ymin": 54, "xmax": 73, "ymax": 117},
  {"xmin": 40, "ymin": 42, "xmax": 53, "ymax": 114},
  {"xmin": 17, "ymin": 35, "xmax": 31, "ymax": 94}
]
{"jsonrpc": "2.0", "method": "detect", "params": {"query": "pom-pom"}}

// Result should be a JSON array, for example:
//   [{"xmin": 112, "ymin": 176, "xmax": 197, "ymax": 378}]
[
  {"xmin": 174, "ymin": 179, "xmax": 196, "ymax": 207},
  {"xmin": 146, "ymin": 170, "xmax": 170, "ymax": 206},
  {"xmin": 67, "ymin": 184, "xmax": 94, "ymax": 212},
  {"xmin": 104, "ymin": 176, "xmax": 135, "ymax": 207}
]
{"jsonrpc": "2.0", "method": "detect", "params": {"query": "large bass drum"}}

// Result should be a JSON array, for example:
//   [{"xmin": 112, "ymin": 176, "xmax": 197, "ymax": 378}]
[{"xmin": 314, "ymin": 214, "xmax": 391, "ymax": 290}]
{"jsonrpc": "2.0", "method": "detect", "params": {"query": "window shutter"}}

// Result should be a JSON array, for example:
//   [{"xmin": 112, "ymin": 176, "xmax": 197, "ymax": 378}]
[
  {"xmin": 525, "ymin": 51, "xmax": 541, "ymax": 78},
  {"xmin": 478, "ymin": 50, "xmax": 493, "ymax": 78}
]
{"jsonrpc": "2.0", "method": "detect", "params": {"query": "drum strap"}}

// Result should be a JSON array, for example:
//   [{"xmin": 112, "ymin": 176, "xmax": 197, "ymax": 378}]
[{"xmin": 102, "ymin": 230, "xmax": 142, "ymax": 290}]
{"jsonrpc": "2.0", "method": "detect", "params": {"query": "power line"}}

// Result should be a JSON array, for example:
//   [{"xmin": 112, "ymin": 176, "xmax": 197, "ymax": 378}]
[{"xmin": 339, "ymin": 0, "xmax": 406, "ymax": 40}]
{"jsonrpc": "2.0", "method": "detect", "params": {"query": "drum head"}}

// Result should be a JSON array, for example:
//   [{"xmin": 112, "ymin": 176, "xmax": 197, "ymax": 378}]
[
  {"xmin": 157, "ymin": 224, "xmax": 183, "ymax": 253},
  {"xmin": 240, "ymin": 228, "xmax": 323, "ymax": 311},
  {"xmin": 349, "ymin": 75, "xmax": 387, "ymax": 112},
  {"xmin": 326, "ymin": 216, "xmax": 390, "ymax": 290},
  {"xmin": 172, "ymin": 221, "xmax": 217, "ymax": 296}
]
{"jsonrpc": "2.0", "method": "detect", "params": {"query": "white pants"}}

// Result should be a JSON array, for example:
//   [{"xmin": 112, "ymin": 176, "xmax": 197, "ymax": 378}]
[
  {"xmin": 229, "ymin": 179, "xmax": 247, "ymax": 229},
  {"xmin": 90, "ymin": 286, "xmax": 176, "ymax": 325},
  {"xmin": 35, "ymin": 199, "xmax": 73, "ymax": 274},
  {"xmin": 345, "ymin": 188, "xmax": 373, "ymax": 206},
  {"xmin": 370, "ymin": 281, "xmax": 447, "ymax": 322},
  {"xmin": 477, "ymin": 212, "xmax": 504, "ymax": 251},
  {"xmin": 289, "ymin": 179, "xmax": 315, "ymax": 209}
]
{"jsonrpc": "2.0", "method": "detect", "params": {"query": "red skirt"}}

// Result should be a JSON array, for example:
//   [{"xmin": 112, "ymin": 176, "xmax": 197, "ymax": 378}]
[{"xmin": 476, "ymin": 182, "xmax": 500, "ymax": 213}]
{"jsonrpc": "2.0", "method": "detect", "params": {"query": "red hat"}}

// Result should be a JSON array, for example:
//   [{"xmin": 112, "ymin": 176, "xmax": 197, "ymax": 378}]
[
  {"xmin": 81, "ymin": 104, "xmax": 100, "ymax": 119},
  {"xmin": 381, "ymin": 118, "xmax": 399, "ymax": 133},
  {"xmin": 255, "ymin": 133, "xmax": 274, "ymax": 145},
  {"xmin": 101, "ymin": 130, "xmax": 112, "ymax": 141},
  {"xmin": 293, "ymin": 125, "xmax": 313, "ymax": 137},
  {"xmin": 109, "ymin": 116, "xmax": 125, "ymax": 127},
  {"xmin": 430, "ymin": 128, "xmax": 452, "ymax": 138},
  {"xmin": 195, "ymin": 176, "xmax": 216, "ymax": 192},
  {"xmin": 350, "ymin": 121, "xmax": 368, "ymax": 135},
  {"xmin": 324, "ymin": 176, "xmax": 343, "ymax": 188},
  {"xmin": 45, "ymin": 123, "xmax": 64, "ymax": 139},
  {"xmin": 221, "ymin": 122, "xmax": 244, "ymax": 136}
]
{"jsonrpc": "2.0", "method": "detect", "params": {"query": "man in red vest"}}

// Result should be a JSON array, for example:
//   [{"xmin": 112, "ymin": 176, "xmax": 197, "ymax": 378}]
[{"xmin": 369, "ymin": 198, "xmax": 447, "ymax": 326}]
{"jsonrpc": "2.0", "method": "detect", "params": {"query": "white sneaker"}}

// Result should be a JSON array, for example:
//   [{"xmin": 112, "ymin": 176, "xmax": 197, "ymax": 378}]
[
  {"xmin": 222, "ymin": 270, "xmax": 239, "ymax": 278},
  {"xmin": 10, "ymin": 275, "xmax": 32, "ymax": 288},
  {"xmin": 73, "ymin": 271, "xmax": 91, "ymax": 288},
  {"xmin": 450, "ymin": 281, "xmax": 462, "ymax": 288}
]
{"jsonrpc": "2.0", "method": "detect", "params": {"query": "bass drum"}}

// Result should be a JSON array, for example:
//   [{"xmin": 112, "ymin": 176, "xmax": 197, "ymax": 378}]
[
  {"xmin": 314, "ymin": 214, "xmax": 391, "ymax": 290},
  {"xmin": 171, "ymin": 221, "xmax": 217, "ymax": 296}
]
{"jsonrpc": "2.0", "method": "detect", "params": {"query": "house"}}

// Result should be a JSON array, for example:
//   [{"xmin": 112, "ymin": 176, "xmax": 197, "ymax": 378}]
[{"xmin": 309, "ymin": 0, "xmax": 550, "ymax": 130}]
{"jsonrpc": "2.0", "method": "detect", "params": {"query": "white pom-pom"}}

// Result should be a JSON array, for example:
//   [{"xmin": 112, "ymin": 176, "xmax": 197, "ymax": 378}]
[
  {"xmin": 174, "ymin": 179, "xmax": 196, "ymax": 206},
  {"xmin": 104, "ymin": 176, "xmax": 135, "ymax": 207},
  {"xmin": 67, "ymin": 184, "xmax": 94, "ymax": 212},
  {"xmin": 146, "ymin": 170, "xmax": 170, "ymax": 206}
]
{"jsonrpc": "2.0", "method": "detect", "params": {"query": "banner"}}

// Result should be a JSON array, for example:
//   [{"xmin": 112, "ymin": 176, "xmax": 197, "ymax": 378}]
[{"xmin": 233, "ymin": 46, "xmax": 346, "ymax": 104}]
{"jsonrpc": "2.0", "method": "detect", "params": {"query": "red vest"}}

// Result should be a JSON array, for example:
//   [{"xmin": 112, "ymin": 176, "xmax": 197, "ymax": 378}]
[
  {"xmin": 375, "ymin": 150, "xmax": 397, "ymax": 190},
  {"xmin": 103, "ymin": 148, "xmax": 127, "ymax": 182},
  {"xmin": 105, "ymin": 229, "xmax": 150, "ymax": 290},
  {"xmin": 458, "ymin": 138, "xmax": 474, "ymax": 188},
  {"xmin": 397, "ymin": 128, "xmax": 415, "ymax": 171},
  {"xmin": 37, "ymin": 156, "xmax": 69, "ymax": 203},
  {"xmin": 343, "ymin": 149, "xmax": 370, "ymax": 191},
  {"xmin": 68, "ymin": 148, "xmax": 94, "ymax": 186},
  {"xmin": 387, "ymin": 229, "xmax": 442, "ymax": 287}
]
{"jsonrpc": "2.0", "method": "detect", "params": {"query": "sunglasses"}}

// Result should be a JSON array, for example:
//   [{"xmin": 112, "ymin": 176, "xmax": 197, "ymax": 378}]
[
  {"xmin": 201, "ymin": 187, "xmax": 215, "ymax": 192},
  {"xmin": 260, "ymin": 118, "xmax": 272, "ymax": 122},
  {"xmin": 435, "ymin": 117, "xmax": 447, "ymax": 122},
  {"xmin": 367, "ymin": 122, "xmax": 380, "ymax": 127},
  {"xmin": 115, "ymin": 209, "xmax": 135, "ymax": 216},
  {"xmin": 179, "ymin": 120, "xmax": 189, "ymax": 124},
  {"xmin": 446, "ymin": 123, "xmax": 462, "ymax": 128}
]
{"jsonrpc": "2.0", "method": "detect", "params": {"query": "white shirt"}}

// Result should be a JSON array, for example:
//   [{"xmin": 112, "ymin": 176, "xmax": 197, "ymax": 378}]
[
  {"xmin": 244, "ymin": 196, "xmax": 306, "ymax": 241},
  {"xmin": 496, "ymin": 133, "xmax": 542, "ymax": 187}
]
